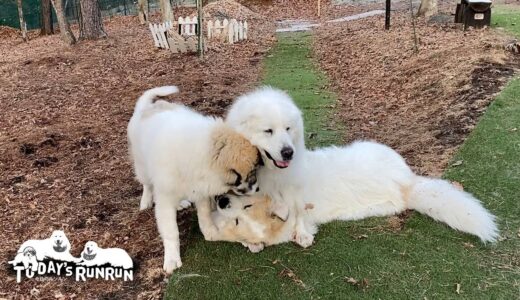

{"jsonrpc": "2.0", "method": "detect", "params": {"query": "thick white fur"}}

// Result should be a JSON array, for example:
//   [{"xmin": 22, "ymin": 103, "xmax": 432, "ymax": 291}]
[
  {"xmin": 225, "ymin": 87, "xmax": 314, "ymax": 247},
  {"xmin": 8, "ymin": 230, "xmax": 78, "ymax": 267},
  {"xmin": 212, "ymin": 141, "xmax": 499, "ymax": 248},
  {"xmin": 79, "ymin": 241, "xmax": 133, "ymax": 269},
  {"xmin": 128, "ymin": 86, "xmax": 242, "ymax": 273}
]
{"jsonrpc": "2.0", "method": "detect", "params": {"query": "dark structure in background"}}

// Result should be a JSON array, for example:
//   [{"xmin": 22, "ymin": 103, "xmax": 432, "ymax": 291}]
[{"xmin": 455, "ymin": 0, "xmax": 492, "ymax": 29}]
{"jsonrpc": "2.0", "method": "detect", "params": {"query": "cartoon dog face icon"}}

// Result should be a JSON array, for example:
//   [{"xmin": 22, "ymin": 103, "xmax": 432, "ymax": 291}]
[
  {"xmin": 50, "ymin": 230, "xmax": 69, "ymax": 253},
  {"xmin": 82, "ymin": 241, "xmax": 98, "ymax": 261}
]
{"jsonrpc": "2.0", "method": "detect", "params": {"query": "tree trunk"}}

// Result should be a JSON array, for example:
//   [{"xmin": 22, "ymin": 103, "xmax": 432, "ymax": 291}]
[
  {"xmin": 159, "ymin": 0, "xmax": 174, "ymax": 22},
  {"xmin": 51, "ymin": 0, "xmax": 76, "ymax": 44},
  {"xmin": 138, "ymin": 0, "xmax": 148, "ymax": 24},
  {"xmin": 40, "ymin": 0, "xmax": 53, "ymax": 35},
  {"xmin": 16, "ymin": 0, "xmax": 28, "ymax": 41},
  {"xmin": 79, "ymin": 0, "xmax": 107, "ymax": 40},
  {"xmin": 417, "ymin": 0, "xmax": 438, "ymax": 18}
]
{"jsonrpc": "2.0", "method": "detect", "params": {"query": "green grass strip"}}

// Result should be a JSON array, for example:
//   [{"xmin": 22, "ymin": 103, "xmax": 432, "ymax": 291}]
[{"xmin": 492, "ymin": 5, "xmax": 520, "ymax": 36}]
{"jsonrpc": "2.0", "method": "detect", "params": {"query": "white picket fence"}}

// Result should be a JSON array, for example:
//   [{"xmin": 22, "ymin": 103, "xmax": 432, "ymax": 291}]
[
  {"xmin": 148, "ymin": 17, "xmax": 248, "ymax": 51},
  {"xmin": 207, "ymin": 19, "xmax": 248, "ymax": 44},
  {"xmin": 178, "ymin": 16, "xmax": 198, "ymax": 36},
  {"xmin": 149, "ymin": 21, "xmax": 174, "ymax": 49}
]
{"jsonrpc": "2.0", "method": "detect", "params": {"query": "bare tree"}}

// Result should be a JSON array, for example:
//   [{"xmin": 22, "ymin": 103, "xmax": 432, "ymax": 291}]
[
  {"xmin": 16, "ymin": 0, "xmax": 28, "ymax": 41},
  {"xmin": 417, "ymin": 0, "xmax": 438, "ymax": 18},
  {"xmin": 50, "ymin": 0, "xmax": 76, "ymax": 44},
  {"xmin": 159, "ymin": 0, "xmax": 174, "ymax": 22},
  {"xmin": 40, "ymin": 0, "xmax": 53, "ymax": 35},
  {"xmin": 79, "ymin": 0, "xmax": 107, "ymax": 40},
  {"xmin": 138, "ymin": 0, "xmax": 149, "ymax": 24}
]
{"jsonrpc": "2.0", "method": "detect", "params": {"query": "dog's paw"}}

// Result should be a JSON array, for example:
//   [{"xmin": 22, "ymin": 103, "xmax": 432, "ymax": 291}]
[
  {"xmin": 177, "ymin": 200, "xmax": 192, "ymax": 211},
  {"xmin": 139, "ymin": 194, "xmax": 153, "ymax": 211},
  {"xmin": 294, "ymin": 231, "xmax": 314, "ymax": 248},
  {"xmin": 247, "ymin": 243, "xmax": 265, "ymax": 253},
  {"xmin": 163, "ymin": 257, "xmax": 182, "ymax": 274}
]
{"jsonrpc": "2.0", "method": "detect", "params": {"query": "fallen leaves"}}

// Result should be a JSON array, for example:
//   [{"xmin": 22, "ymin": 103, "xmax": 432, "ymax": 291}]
[
  {"xmin": 344, "ymin": 277, "xmax": 369, "ymax": 291},
  {"xmin": 278, "ymin": 267, "xmax": 307, "ymax": 289}
]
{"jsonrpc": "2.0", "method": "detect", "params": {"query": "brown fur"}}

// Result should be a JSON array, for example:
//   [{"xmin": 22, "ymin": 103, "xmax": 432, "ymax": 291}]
[
  {"xmin": 211, "ymin": 125, "xmax": 259, "ymax": 180},
  {"xmin": 217, "ymin": 195, "xmax": 286, "ymax": 244}
]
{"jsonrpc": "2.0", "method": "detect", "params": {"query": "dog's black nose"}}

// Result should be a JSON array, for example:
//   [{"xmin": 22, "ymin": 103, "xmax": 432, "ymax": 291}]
[
  {"xmin": 217, "ymin": 196, "xmax": 230, "ymax": 209},
  {"xmin": 281, "ymin": 147, "xmax": 294, "ymax": 161}
]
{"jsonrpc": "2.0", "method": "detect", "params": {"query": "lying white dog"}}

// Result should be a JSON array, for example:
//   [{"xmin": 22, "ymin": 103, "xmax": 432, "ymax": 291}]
[
  {"xmin": 9, "ymin": 230, "xmax": 78, "ymax": 267},
  {"xmin": 128, "ymin": 86, "xmax": 260, "ymax": 273},
  {"xmin": 226, "ymin": 87, "xmax": 314, "ymax": 247},
  {"xmin": 210, "ymin": 141, "xmax": 499, "ymax": 250},
  {"xmin": 79, "ymin": 241, "xmax": 133, "ymax": 269}
]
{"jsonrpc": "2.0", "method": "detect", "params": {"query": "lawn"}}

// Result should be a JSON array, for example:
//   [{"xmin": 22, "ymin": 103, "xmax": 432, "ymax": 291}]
[
  {"xmin": 165, "ymin": 31, "xmax": 519, "ymax": 299},
  {"xmin": 492, "ymin": 5, "xmax": 520, "ymax": 36}
]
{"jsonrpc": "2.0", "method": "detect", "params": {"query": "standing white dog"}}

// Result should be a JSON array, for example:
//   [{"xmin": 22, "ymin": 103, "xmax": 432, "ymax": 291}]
[
  {"xmin": 128, "ymin": 86, "xmax": 260, "ymax": 273},
  {"xmin": 210, "ymin": 141, "xmax": 499, "ymax": 249},
  {"xmin": 226, "ymin": 87, "xmax": 315, "ymax": 247},
  {"xmin": 79, "ymin": 241, "xmax": 133, "ymax": 269}
]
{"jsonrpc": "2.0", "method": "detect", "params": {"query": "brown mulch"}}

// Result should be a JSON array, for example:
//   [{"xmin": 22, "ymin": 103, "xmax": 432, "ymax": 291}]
[
  {"xmin": 314, "ymin": 13, "xmax": 519, "ymax": 176},
  {"xmin": 0, "ymin": 7, "xmax": 274, "ymax": 299}
]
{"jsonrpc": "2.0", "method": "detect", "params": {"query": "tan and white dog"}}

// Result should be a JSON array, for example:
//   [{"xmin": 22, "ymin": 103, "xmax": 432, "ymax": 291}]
[
  {"xmin": 128, "ymin": 86, "xmax": 260, "ymax": 273},
  {"xmin": 210, "ymin": 141, "xmax": 499, "ymax": 251}
]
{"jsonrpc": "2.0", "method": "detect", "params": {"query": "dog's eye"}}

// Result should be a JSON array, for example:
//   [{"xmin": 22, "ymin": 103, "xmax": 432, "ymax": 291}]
[
  {"xmin": 264, "ymin": 129, "xmax": 273, "ymax": 134},
  {"xmin": 286, "ymin": 127, "xmax": 290, "ymax": 131},
  {"xmin": 230, "ymin": 169, "xmax": 242, "ymax": 186},
  {"xmin": 235, "ymin": 218, "xmax": 239, "ymax": 226}
]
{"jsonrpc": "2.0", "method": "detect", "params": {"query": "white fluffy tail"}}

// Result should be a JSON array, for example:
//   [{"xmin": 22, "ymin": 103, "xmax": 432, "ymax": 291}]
[
  {"xmin": 134, "ymin": 86, "xmax": 179, "ymax": 113},
  {"xmin": 408, "ymin": 177, "xmax": 499, "ymax": 243}
]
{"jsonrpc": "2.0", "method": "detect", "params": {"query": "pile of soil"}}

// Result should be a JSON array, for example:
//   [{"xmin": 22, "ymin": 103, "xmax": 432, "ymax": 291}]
[
  {"xmin": 205, "ymin": 0, "xmax": 264, "ymax": 20},
  {"xmin": 314, "ymin": 13, "xmax": 519, "ymax": 175},
  {"xmin": 0, "ymin": 14, "xmax": 274, "ymax": 299}
]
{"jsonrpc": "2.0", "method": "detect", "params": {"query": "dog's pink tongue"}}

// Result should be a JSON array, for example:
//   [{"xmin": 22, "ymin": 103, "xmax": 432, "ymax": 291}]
[{"xmin": 276, "ymin": 161, "xmax": 290, "ymax": 168}]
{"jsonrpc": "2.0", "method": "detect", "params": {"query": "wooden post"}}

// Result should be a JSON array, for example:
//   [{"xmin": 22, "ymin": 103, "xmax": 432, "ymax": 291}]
[
  {"xmin": 317, "ymin": 0, "xmax": 321, "ymax": 17},
  {"xmin": 385, "ymin": 0, "xmax": 391, "ymax": 30},
  {"xmin": 16, "ymin": 0, "xmax": 28, "ymax": 41},
  {"xmin": 197, "ymin": 0, "xmax": 204, "ymax": 59}
]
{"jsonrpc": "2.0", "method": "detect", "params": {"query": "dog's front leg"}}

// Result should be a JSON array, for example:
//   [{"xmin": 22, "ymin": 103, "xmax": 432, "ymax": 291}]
[
  {"xmin": 288, "ymin": 192, "xmax": 314, "ymax": 248},
  {"xmin": 196, "ymin": 199, "xmax": 219, "ymax": 241},
  {"xmin": 154, "ymin": 191, "xmax": 182, "ymax": 273}
]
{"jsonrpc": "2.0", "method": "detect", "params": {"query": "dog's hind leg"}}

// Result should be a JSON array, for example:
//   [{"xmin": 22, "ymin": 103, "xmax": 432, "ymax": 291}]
[
  {"xmin": 154, "ymin": 190, "xmax": 182, "ymax": 273},
  {"xmin": 140, "ymin": 184, "xmax": 153, "ymax": 210}
]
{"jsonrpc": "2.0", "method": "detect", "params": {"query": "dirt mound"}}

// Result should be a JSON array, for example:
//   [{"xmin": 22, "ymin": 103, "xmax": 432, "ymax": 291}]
[
  {"xmin": 204, "ymin": 0, "xmax": 263, "ymax": 20},
  {"xmin": 314, "ymin": 14, "xmax": 519, "ymax": 175},
  {"xmin": 0, "ymin": 25, "xmax": 20, "ymax": 39}
]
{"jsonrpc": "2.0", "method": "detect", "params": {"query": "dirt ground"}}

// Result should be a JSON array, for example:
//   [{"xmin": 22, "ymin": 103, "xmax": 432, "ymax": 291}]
[
  {"xmin": 314, "ymin": 12, "xmax": 520, "ymax": 176},
  {"xmin": 1, "ymin": 0, "xmax": 519, "ymax": 299},
  {"xmin": 0, "ymin": 3, "xmax": 274, "ymax": 298}
]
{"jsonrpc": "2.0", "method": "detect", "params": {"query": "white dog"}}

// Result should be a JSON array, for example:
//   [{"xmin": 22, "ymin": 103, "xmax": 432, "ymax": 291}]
[
  {"xmin": 9, "ymin": 230, "xmax": 78, "ymax": 267},
  {"xmin": 79, "ymin": 241, "xmax": 133, "ymax": 269},
  {"xmin": 128, "ymin": 86, "xmax": 260, "ymax": 273},
  {"xmin": 210, "ymin": 141, "xmax": 499, "ymax": 250},
  {"xmin": 226, "ymin": 87, "xmax": 314, "ymax": 247}
]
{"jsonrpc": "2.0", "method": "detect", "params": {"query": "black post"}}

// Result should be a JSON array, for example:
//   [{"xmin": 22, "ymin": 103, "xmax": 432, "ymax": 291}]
[{"xmin": 385, "ymin": 0, "xmax": 391, "ymax": 30}]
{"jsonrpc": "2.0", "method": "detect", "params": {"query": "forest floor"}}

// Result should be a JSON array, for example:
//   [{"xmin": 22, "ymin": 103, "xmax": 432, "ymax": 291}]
[{"xmin": 0, "ymin": 0, "xmax": 519, "ymax": 299}]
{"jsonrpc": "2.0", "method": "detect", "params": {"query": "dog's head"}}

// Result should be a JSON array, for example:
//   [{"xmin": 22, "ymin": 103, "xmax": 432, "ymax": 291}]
[
  {"xmin": 50, "ymin": 230, "xmax": 70, "ymax": 253},
  {"xmin": 211, "ymin": 194, "xmax": 286, "ymax": 245},
  {"xmin": 23, "ymin": 246, "xmax": 36, "ymax": 258},
  {"xmin": 226, "ymin": 87, "xmax": 304, "ymax": 170},
  {"xmin": 82, "ymin": 241, "xmax": 99, "ymax": 261},
  {"xmin": 211, "ymin": 126, "xmax": 261, "ymax": 196}
]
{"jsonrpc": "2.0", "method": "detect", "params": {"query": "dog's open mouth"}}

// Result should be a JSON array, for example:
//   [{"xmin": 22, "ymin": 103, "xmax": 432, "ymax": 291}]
[
  {"xmin": 53, "ymin": 245, "xmax": 67, "ymax": 253},
  {"xmin": 264, "ymin": 151, "xmax": 290, "ymax": 169},
  {"xmin": 82, "ymin": 252, "xmax": 97, "ymax": 261}
]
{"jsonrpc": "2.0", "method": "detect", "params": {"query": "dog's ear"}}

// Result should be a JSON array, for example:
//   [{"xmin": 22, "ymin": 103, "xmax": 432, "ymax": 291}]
[{"xmin": 212, "ymin": 126, "xmax": 258, "ymax": 175}]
